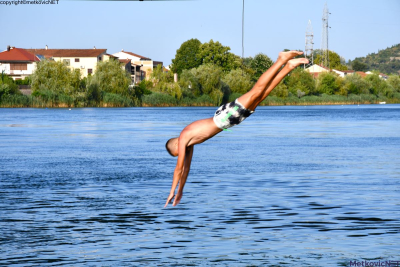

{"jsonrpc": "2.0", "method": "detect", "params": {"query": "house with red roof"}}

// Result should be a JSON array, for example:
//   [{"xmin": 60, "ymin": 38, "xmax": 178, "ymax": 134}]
[
  {"xmin": 332, "ymin": 69, "xmax": 355, "ymax": 78},
  {"xmin": 365, "ymin": 71, "xmax": 389, "ymax": 80},
  {"xmin": 0, "ymin": 46, "xmax": 40, "ymax": 80},
  {"xmin": 112, "ymin": 49, "xmax": 163, "ymax": 83},
  {"xmin": 25, "ymin": 46, "xmax": 107, "ymax": 77},
  {"xmin": 305, "ymin": 64, "xmax": 330, "ymax": 78}
]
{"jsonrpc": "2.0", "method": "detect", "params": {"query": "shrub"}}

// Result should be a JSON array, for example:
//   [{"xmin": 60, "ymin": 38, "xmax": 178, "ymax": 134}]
[
  {"xmin": 142, "ymin": 92, "xmax": 177, "ymax": 106},
  {"xmin": 30, "ymin": 60, "xmax": 76, "ymax": 94},
  {"xmin": 222, "ymin": 69, "xmax": 253, "ymax": 94},
  {"xmin": 103, "ymin": 92, "xmax": 133, "ymax": 107},
  {"xmin": 90, "ymin": 59, "xmax": 131, "ymax": 95},
  {"xmin": 287, "ymin": 68, "xmax": 315, "ymax": 95}
]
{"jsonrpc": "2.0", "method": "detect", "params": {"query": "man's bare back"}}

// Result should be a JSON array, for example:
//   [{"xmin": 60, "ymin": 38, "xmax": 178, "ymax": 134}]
[{"xmin": 164, "ymin": 51, "xmax": 309, "ymax": 207}]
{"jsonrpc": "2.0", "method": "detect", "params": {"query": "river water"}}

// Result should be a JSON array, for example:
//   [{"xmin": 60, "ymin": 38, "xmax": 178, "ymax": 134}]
[{"xmin": 1, "ymin": 105, "xmax": 399, "ymax": 266}]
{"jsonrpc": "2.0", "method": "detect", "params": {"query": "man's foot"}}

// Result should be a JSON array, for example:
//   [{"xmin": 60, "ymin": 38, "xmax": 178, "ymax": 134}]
[
  {"xmin": 277, "ymin": 50, "xmax": 303, "ymax": 63},
  {"xmin": 286, "ymin": 58, "xmax": 309, "ymax": 70}
]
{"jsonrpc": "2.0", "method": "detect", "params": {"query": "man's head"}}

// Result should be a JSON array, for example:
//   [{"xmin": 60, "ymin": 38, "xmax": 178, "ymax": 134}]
[{"xmin": 165, "ymin": 137, "xmax": 179, "ymax": 157}]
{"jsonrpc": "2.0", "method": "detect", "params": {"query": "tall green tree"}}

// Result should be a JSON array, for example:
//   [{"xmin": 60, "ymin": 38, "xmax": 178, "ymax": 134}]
[
  {"xmin": 90, "ymin": 59, "xmax": 131, "ymax": 95},
  {"xmin": 150, "ymin": 65, "xmax": 181, "ymax": 99},
  {"xmin": 171, "ymin": 38, "xmax": 202, "ymax": 75},
  {"xmin": 30, "ymin": 59, "xmax": 78, "ymax": 94},
  {"xmin": 387, "ymin": 75, "xmax": 400, "ymax": 93},
  {"xmin": 222, "ymin": 69, "xmax": 254, "ymax": 94},
  {"xmin": 315, "ymin": 50, "xmax": 348, "ymax": 70},
  {"xmin": 344, "ymin": 73, "xmax": 370, "ymax": 95},
  {"xmin": 197, "ymin": 39, "xmax": 241, "ymax": 71},
  {"xmin": 351, "ymin": 60, "xmax": 368, "ymax": 71},
  {"xmin": 247, "ymin": 53, "xmax": 274, "ymax": 82},
  {"xmin": 287, "ymin": 68, "xmax": 315, "ymax": 96},
  {"xmin": 365, "ymin": 73, "xmax": 391, "ymax": 96},
  {"xmin": 316, "ymin": 72, "xmax": 340, "ymax": 95}
]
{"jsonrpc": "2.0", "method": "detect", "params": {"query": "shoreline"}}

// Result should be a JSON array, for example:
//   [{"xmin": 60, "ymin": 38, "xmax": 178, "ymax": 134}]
[{"xmin": 1, "ymin": 101, "xmax": 399, "ymax": 108}]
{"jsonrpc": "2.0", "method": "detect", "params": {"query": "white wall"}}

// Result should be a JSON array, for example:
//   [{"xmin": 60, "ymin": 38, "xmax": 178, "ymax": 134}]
[
  {"xmin": 52, "ymin": 57, "xmax": 100, "ymax": 77},
  {"xmin": 0, "ymin": 62, "xmax": 37, "ymax": 80}
]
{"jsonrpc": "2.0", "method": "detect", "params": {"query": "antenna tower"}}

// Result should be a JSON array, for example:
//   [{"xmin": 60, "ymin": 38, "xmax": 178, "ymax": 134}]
[
  {"xmin": 321, "ymin": 2, "xmax": 330, "ymax": 68},
  {"xmin": 305, "ymin": 20, "xmax": 314, "ymax": 66}
]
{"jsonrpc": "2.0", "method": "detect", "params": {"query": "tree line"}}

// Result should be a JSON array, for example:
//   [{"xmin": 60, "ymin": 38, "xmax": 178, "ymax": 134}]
[{"xmin": 1, "ymin": 39, "xmax": 400, "ymax": 107}]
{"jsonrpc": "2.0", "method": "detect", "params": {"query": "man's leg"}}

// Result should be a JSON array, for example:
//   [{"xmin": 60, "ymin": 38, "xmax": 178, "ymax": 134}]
[
  {"xmin": 238, "ymin": 51, "xmax": 306, "ymax": 111},
  {"xmin": 251, "ymin": 57, "xmax": 309, "ymax": 107}
]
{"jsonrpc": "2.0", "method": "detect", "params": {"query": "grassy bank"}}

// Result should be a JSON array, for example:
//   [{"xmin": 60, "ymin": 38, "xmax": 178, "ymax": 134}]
[{"xmin": 1, "ymin": 92, "xmax": 399, "ymax": 108}]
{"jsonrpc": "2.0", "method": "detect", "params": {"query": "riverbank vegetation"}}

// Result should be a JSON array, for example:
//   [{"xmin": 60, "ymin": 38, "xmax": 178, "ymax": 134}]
[{"xmin": 1, "ymin": 39, "xmax": 400, "ymax": 108}]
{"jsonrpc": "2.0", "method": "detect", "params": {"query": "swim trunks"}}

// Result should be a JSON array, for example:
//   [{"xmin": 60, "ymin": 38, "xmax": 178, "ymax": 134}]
[{"xmin": 213, "ymin": 99, "xmax": 254, "ymax": 129}]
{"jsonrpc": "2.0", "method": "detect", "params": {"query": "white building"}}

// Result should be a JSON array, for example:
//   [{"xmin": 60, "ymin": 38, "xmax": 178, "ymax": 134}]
[
  {"xmin": 332, "ymin": 69, "xmax": 355, "ymax": 77},
  {"xmin": 0, "ymin": 46, "xmax": 40, "ymax": 80},
  {"xmin": 26, "ymin": 46, "xmax": 107, "ymax": 77},
  {"xmin": 112, "ymin": 50, "xmax": 163, "ymax": 83}
]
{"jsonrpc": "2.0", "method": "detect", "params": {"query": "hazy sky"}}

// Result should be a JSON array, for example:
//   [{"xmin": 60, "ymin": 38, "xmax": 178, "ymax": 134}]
[{"xmin": 1, "ymin": 0, "xmax": 399, "ymax": 66}]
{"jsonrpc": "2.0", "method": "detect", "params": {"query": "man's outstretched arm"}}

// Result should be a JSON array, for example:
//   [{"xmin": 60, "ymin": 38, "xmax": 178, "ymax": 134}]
[
  {"xmin": 164, "ymin": 137, "xmax": 187, "ymax": 207},
  {"xmin": 172, "ymin": 145, "xmax": 194, "ymax": 206}
]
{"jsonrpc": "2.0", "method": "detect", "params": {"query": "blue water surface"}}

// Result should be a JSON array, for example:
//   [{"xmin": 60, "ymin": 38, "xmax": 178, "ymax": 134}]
[{"xmin": 0, "ymin": 105, "xmax": 399, "ymax": 266}]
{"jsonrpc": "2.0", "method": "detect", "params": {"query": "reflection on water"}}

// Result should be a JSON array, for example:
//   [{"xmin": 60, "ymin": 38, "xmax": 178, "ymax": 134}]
[{"xmin": 0, "ymin": 105, "xmax": 399, "ymax": 266}]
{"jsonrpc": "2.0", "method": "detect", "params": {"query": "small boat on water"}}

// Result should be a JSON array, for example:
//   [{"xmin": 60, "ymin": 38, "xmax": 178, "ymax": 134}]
[{"xmin": 379, "ymin": 102, "xmax": 386, "ymax": 104}]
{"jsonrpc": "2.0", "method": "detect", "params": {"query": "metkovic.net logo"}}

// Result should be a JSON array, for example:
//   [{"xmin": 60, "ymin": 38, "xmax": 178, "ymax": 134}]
[
  {"xmin": 349, "ymin": 260, "xmax": 400, "ymax": 267},
  {"xmin": 0, "ymin": 0, "xmax": 58, "ymax": 5}
]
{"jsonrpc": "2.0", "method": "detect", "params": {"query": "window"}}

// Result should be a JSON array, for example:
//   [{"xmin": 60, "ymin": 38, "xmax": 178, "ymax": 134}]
[
  {"xmin": 98, "ymin": 57, "xmax": 102, "ymax": 61},
  {"xmin": 10, "ymin": 63, "xmax": 27, "ymax": 70},
  {"xmin": 63, "ymin": 59, "xmax": 70, "ymax": 66},
  {"xmin": 88, "ymin": 69, "xmax": 93, "ymax": 74},
  {"xmin": 75, "ymin": 58, "xmax": 80, "ymax": 62}
]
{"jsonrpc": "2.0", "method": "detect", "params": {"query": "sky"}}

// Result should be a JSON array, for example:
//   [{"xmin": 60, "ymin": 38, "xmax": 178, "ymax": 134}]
[{"xmin": 1, "ymin": 0, "xmax": 399, "ymax": 66}]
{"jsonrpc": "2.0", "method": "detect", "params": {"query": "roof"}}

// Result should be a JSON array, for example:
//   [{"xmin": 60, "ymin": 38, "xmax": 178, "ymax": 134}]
[
  {"xmin": 356, "ymin": 71, "xmax": 367, "ymax": 78},
  {"xmin": 122, "ymin": 51, "xmax": 151, "ymax": 60},
  {"xmin": 315, "ymin": 64, "xmax": 330, "ymax": 70},
  {"xmin": 305, "ymin": 64, "xmax": 330, "ymax": 73},
  {"xmin": 0, "ymin": 47, "xmax": 40, "ymax": 62},
  {"xmin": 119, "ymin": 59, "xmax": 131, "ymax": 65},
  {"xmin": 25, "ymin": 48, "xmax": 107, "ymax": 58},
  {"xmin": 105, "ymin": 53, "xmax": 118, "ymax": 58},
  {"xmin": 309, "ymin": 72, "xmax": 321, "ymax": 78}
]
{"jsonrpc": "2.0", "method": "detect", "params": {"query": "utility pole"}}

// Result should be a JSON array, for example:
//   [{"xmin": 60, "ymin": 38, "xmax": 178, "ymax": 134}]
[
  {"xmin": 321, "ymin": 2, "xmax": 331, "ymax": 68},
  {"xmin": 305, "ymin": 20, "xmax": 314, "ymax": 68}
]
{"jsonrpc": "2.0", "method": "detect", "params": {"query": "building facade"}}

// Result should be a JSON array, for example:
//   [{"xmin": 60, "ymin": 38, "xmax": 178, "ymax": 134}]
[
  {"xmin": 0, "ymin": 46, "xmax": 40, "ymax": 80},
  {"xmin": 112, "ymin": 50, "xmax": 163, "ymax": 84}
]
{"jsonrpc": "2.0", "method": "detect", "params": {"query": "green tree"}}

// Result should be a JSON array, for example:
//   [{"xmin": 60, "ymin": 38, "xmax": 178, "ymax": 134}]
[
  {"xmin": 171, "ymin": 38, "xmax": 202, "ymax": 75},
  {"xmin": 269, "ymin": 82, "xmax": 289, "ymax": 98},
  {"xmin": 150, "ymin": 65, "xmax": 181, "ymax": 99},
  {"xmin": 30, "ymin": 59, "xmax": 77, "ymax": 94},
  {"xmin": 344, "ymin": 73, "xmax": 370, "ymax": 94},
  {"xmin": 387, "ymin": 75, "xmax": 400, "ymax": 93},
  {"xmin": 287, "ymin": 68, "xmax": 315, "ymax": 96},
  {"xmin": 150, "ymin": 64, "xmax": 174, "ymax": 85},
  {"xmin": 179, "ymin": 68, "xmax": 201, "ymax": 97},
  {"xmin": 90, "ymin": 59, "xmax": 131, "ymax": 95},
  {"xmin": 365, "ymin": 73, "xmax": 391, "ymax": 96},
  {"xmin": 351, "ymin": 60, "xmax": 368, "ymax": 72},
  {"xmin": 315, "ymin": 50, "xmax": 348, "ymax": 70},
  {"xmin": 191, "ymin": 63, "xmax": 223, "ymax": 95},
  {"xmin": 180, "ymin": 63, "xmax": 224, "ymax": 105},
  {"xmin": 0, "ymin": 72, "xmax": 20, "ymax": 100},
  {"xmin": 316, "ymin": 72, "xmax": 340, "ymax": 95},
  {"xmin": 248, "ymin": 53, "xmax": 273, "ymax": 82},
  {"xmin": 197, "ymin": 40, "xmax": 241, "ymax": 71},
  {"xmin": 222, "ymin": 69, "xmax": 254, "ymax": 94}
]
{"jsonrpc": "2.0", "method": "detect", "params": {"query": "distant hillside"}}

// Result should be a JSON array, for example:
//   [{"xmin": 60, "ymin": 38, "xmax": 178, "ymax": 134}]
[{"xmin": 352, "ymin": 44, "xmax": 400, "ymax": 75}]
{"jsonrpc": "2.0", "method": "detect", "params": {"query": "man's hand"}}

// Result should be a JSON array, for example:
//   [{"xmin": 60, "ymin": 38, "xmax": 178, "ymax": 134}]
[
  {"xmin": 164, "ymin": 193, "xmax": 175, "ymax": 208},
  {"xmin": 172, "ymin": 191, "xmax": 183, "ymax": 206}
]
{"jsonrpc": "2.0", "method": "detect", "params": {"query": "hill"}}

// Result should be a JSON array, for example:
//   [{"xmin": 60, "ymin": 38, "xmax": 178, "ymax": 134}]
[{"xmin": 351, "ymin": 44, "xmax": 400, "ymax": 75}]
